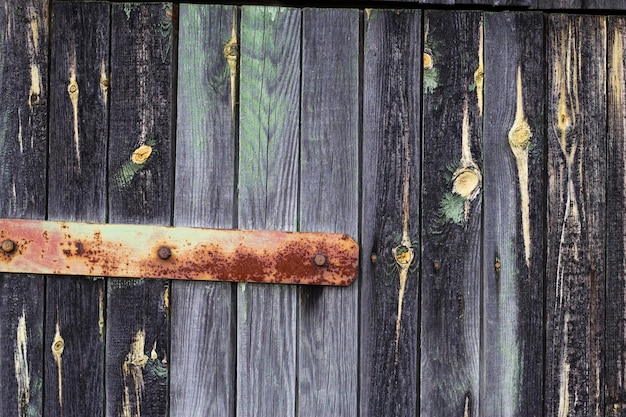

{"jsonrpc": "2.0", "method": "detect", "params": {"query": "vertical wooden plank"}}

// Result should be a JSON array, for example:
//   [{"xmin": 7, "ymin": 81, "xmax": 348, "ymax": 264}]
[
  {"xmin": 360, "ymin": 10, "xmax": 421, "ymax": 417},
  {"xmin": 106, "ymin": 4, "xmax": 174, "ymax": 417},
  {"xmin": 170, "ymin": 4, "xmax": 236, "ymax": 417},
  {"xmin": 420, "ymin": 10, "xmax": 482, "ymax": 417},
  {"xmin": 545, "ymin": 14, "xmax": 606, "ymax": 417},
  {"xmin": 0, "ymin": 0, "xmax": 48, "ymax": 415},
  {"xmin": 482, "ymin": 12, "xmax": 545, "ymax": 417},
  {"xmin": 45, "ymin": 3, "xmax": 109, "ymax": 416},
  {"xmin": 237, "ymin": 6, "xmax": 300, "ymax": 416},
  {"xmin": 298, "ymin": 8, "xmax": 358, "ymax": 417},
  {"xmin": 605, "ymin": 15, "xmax": 624, "ymax": 417}
]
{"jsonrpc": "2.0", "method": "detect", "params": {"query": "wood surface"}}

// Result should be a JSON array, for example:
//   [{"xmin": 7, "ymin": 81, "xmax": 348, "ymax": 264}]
[
  {"xmin": 237, "ymin": 6, "xmax": 300, "ymax": 416},
  {"xmin": 545, "ymin": 14, "xmax": 606, "ymax": 417},
  {"xmin": 360, "ymin": 9, "xmax": 421, "ymax": 417},
  {"xmin": 45, "ymin": 3, "xmax": 109, "ymax": 416},
  {"xmin": 298, "ymin": 8, "xmax": 359, "ymax": 417},
  {"xmin": 605, "ymin": 15, "xmax": 625, "ymax": 417},
  {"xmin": 106, "ymin": 4, "xmax": 174, "ymax": 417},
  {"xmin": 420, "ymin": 10, "xmax": 482, "ymax": 417},
  {"xmin": 0, "ymin": 0, "xmax": 48, "ymax": 415},
  {"xmin": 482, "ymin": 11, "xmax": 545, "ymax": 417},
  {"xmin": 170, "ymin": 5, "xmax": 236, "ymax": 415}
]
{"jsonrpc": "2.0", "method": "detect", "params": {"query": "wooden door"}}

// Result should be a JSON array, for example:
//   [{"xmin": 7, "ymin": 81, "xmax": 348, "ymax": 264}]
[{"xmin": 0, "ymin": 2, "xmax": 625, "ymax": 417}]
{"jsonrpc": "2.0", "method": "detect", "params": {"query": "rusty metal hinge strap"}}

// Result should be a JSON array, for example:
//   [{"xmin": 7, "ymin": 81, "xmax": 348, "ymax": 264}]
[{"xmin": 0, "ymin": 219, "xmax": 358, "ymax": 286}]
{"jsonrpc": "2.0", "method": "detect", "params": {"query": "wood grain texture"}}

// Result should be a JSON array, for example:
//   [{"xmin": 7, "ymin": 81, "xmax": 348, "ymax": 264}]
[
  {"xmin": 360, "ymin": 10, "xmax": 421, "ymax": 417},
  {"xmin": 298, "ymin": 8, "xmax": 359, "ymax": 417},
  {"xmin": 420, "ymin": 10, "xmax": 482, "ymax": 417},
  {"xmin": 45, "ymin": 3, "xmax": 109, "ymax": 416},
  {"xmin": 237, "ymin": 6, "xmax": 300, "ymax": 416},
  {"xmin": 605, "ymin": 16, "xmax": 625, "ymax": 417},
  {"xmin": 482, "ymin": 11, "xmax": 545, "ymax": 417},
  {"xmin": 170, "ymin": 5, "xmax": 236, "ymax": 416},
  {"xmin": 0, "ymin": 0, "xmax": 48, "ymax": 415},
  {"xmin": 106, "ymin": 4, "xmax": 174, "ymax": 417},
  {"xmin": 545, "ymin": 14, "xmax": 606, "ymax": 417}
]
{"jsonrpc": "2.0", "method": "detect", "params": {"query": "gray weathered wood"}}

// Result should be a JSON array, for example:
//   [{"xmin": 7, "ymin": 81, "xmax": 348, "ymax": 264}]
[
  {"xmin": 360, "ymin": 9, "xmax": 421, "ymax": 417},
  {"xmin": 237, "ymin": 6, "xmax": 300, "ymax": 416},
  {"xmin": 170, "ymin": 5, "xmax": 236, "ymax": 417},
  {"xmin": 482, "ymin": 11, "xmax": 545, "ymax": 417},
  {"xmin": 45, "ymin": 2, "xmax": 109, "ymax": 416},
  {"xmin": 545, "ymin": 14, "xmax": 606, "ymax": 417},
  {"xmin": 0, "ymin": 0, "xmax": 48, "ymax": 415},
  {"xmin": 106, "ymin": 4, "xmax": 174, "ymax": 417},
  {"xmin": 605, "ymin": 15, "xmax": 624, "ymax": 417},
  {"xmin": 420, "ymin": 10, "xmax": 482, "ymax": 417},
  {"xmin": 298, "ymin": 8, "xmax": 359, "ymax": 417}
]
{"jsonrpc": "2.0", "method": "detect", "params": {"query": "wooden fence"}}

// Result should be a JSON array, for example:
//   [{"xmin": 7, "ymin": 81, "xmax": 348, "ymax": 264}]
[{"xmin": 1, "ymin": 1, "xmax": 626, "ymax": 416}]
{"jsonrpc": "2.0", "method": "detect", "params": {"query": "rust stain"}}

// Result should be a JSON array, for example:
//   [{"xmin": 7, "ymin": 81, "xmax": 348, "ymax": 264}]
[{"xmin": 0, "ymin": 219, "xmax": 358, "ymax": 285}]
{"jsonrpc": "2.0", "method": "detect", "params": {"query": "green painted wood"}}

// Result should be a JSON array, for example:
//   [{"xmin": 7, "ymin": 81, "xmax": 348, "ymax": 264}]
[
  {"xmin": 0, "ymin": 0, "xmax": 48, "ymax": 415},
  {"xmin": 482, "ymin": 11, "xmax": 545, "ymax": 417},
  {"xmin": 545, "ymin": 14, "xmax": 606, "ymax": 417},
  {"xmin": 605, "ymin": 15, "xmax": 624, "ymax": 417},
  {"xmin": 420, "ymin": 10, "xmax": 482, "ymax": 417},
  {"xmin": 298, "ymin": 8, "xmax": 359, "ymax": 416},
  {"xmin": 45, "ymin": 3, "xmax": 109, "ymax": 416},
  {"xmin": 360, "ymin": 9, "xmax": 421, "ymax": 417},
  {"xmin": 171, "ymin": 5, "xmax": 236, "ymax": 416},
  {"xmin": 106, "ymin": 4, "xmax": 174, "ymax": 417},
  {"xmin": 237, "ymin": 6, "xmax": 300, "ymax": 416}
]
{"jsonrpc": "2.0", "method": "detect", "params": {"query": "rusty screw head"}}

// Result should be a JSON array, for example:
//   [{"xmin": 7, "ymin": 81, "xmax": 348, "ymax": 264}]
[
  {"xmin": 314, "ymin": 254, "xmax": 327, "ymax": 267},
  {"xmin": 157, "ymin": 246, "xmax": 171, "ymax": 260},
  {"xmin": 433, "ymin": 260, "xmax": 441, "ymax": 271},
  {"xmin": 1, "ymin": 239, "xmax": 15, "ymax": 254}
]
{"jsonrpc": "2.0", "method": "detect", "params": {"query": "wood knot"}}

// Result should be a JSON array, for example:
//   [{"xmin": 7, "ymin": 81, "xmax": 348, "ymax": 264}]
[
  {"xmin": 131, "ymin": 145, "xmax": 152, "ymax": 164},
  {"xmin": 423, "ymin": 52, "xmax": 433, "ymax": 70},
  {"xmin": 392, "ymin": 243, "xmax": 414, "ymax": 270},
  {"xmin": 52, "ymin": 333, "xmax": 64, "ymax": 357},
  {"xmin": 452, "ymin": 167, "xmax": 481, "ymax": 199}
]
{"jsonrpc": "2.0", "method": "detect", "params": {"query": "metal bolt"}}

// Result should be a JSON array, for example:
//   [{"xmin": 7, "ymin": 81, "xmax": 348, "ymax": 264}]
[
  {"xmin": 1, "ymin": 239, "xmax": 15, "ymax": 253},
  {"xmin": 157, "ymin": 246, "xmax": 171, "ymax": 260},
  {"xmin": 314, "ymin": 254, "xmax": 327, "ymax": 267}
]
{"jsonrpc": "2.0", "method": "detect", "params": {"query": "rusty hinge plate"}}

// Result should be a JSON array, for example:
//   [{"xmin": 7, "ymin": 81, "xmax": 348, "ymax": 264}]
[{"xmin": 0, "ymin": 219, "xmax": 358, "ymax": 286}]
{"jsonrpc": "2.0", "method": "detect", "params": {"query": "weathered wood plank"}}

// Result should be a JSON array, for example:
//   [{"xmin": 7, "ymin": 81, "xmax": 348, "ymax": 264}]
[
  {"xmin": 0, "ymin": 0, "xmax": 48, "ymax": 415},
  {"xmin": 420, "ymin": 10, "xmax": 482, "ymax": 417},
  {"xmin": 605, "ymin": 15, "xmax": 625, "ymax": 417},
  {"xmin": 360, "ymin": 10, "xmax": 421, "ymax": 417},
  {"xmin": 298, "ymin": 8, "xmax": 359, "ymax": 417},
  {"xmin": 237, "ymin": 6, "xmax": 300, "ymax": 416},
  {"xmin": 171, "ymin": 5, "xmax": 236, "ymax": 416},
  {"xmin": 482, "ymin": 11, "xmax": 545, "ymax": 417},
  {"xmin": 545, "ymin": 14, "xmax": 606, "ymax": 417},
  {"xmin": 45, "ymin": 3, "xmax": 109, "ymax": 416},
  {"xmin": 106, "ymin": 4, "xmax": 174, "ymax": 417}
]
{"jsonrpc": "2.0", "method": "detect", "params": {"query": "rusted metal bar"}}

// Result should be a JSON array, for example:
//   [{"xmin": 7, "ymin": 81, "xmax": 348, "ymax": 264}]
[{"xmin": 0, "ymin": 219, "xmax": 359, "ymax": 286}]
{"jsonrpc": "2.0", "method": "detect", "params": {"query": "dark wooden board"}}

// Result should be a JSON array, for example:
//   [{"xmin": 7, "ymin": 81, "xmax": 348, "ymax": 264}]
[
  {"xmin": 545, "ymin": 14, "xmax": 606, "ymax": 417},
  {"xmin": 298, "ymin": 8, "xmax": 359, "ymax": 417},
  {"xmin": 237, "ymin": 6, "xmax": 300, "ymax": 415},
  {"xmin": 170, "ymin": 4, "xmax": 236, "ymax": 416},
  {"xmin": 420, "ymin": 10, "xmax": 482, "ymax": 417},
  {"xmin": 482, "ymin": 11, "xmax": 545, "ymax": 417},
  {"xmin": 106, "ymin": 4, "xmax": 174, "ymax": 417},
  {"xmin": 45, "ymin": 3, "xmax": 110, "ymax": 416},
  {"xmin": 360, "ymin": 9, "xmax": 421, "ymax": 417},
  {"xmin": 606, "ymin": 16, "xmax": 625, "ymax": 417},
  {"xmin": 0, "ymin": 0, "xmax": 48, "ymax": 415}
]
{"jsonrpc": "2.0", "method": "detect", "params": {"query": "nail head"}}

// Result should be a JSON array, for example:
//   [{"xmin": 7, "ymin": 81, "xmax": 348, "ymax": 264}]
[
  {"xmin": 1, "ymin": 239, "xmax": 15, "ymax": 253},
  {"xmin": 158, "ymin": 246, "xmax": 171, "ymax": 260},
  {"xmin": 314, "ymin": 254, "xmax": 327, "ymax": 267}
]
